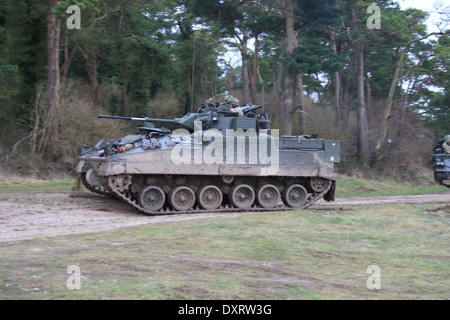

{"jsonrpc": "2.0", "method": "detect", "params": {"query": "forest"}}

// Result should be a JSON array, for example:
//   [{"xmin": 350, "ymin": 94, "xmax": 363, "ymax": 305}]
[{"xmin": 0, "ymin": 0, "xmax": 449, "ymax": 180}]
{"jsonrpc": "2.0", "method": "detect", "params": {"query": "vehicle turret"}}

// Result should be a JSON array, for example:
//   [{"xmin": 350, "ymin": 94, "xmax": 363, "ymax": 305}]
[{"xmin": 98, "ymin": 103, "xmax": 270, "ymax": 134}]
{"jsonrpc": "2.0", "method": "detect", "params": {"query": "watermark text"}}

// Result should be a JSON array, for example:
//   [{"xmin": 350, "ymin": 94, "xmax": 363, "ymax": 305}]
[
  {"xmin": 170, "ymin": 121, "xmax": 280, "ymax": 174},
  {"xmin": 366, "ymin": 265, "xmax": 381, "ymax": 290},
  {"xmin": 66, "ymin": 265, "xmax": 81, "ymax": 290},
  {"xmin": 67, "ymin": 5, "xmax": 81, "ymax": 30},
  {"xmin": 367, "ymin": 4, "xmax": 381, "ymax": 30}
]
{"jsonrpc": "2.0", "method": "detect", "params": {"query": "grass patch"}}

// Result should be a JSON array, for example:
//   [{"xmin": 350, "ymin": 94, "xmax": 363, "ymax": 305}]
[
  {"xmin": 0, "ymin": 178, "xmax": 75, "ymax": 193},
  {"xmin": 0, "ymin": 203, "xmax": 449, "ymax": 300},
  {"xmin": 335, "ymin": 175, "xmax": 447, "ymax": 198}
]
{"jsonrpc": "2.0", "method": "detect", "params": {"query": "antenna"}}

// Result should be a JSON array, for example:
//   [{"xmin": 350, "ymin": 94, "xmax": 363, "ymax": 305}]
[{"xmin": 190, "ymin": 30, "xmax": 196, "ymax": 113}]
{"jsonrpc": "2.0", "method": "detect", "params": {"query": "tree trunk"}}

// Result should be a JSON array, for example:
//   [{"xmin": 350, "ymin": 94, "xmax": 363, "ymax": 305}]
[
  {"xmin": 61, "ymin": 40, "xmax": 77, "ymax": 85},
  {"xmin": 273, "ymin": 61, "xmax": 283, "ymax": 119},
  {"xmin": 87, "ymin": 48, "xmax": 98, "ymax": 102},
  {"xmin": 201, "ymin": 70, "xmax": 209, "ymax": 102},
  {"xmin": 293, "ymin": 33, "xmax": 304, "ymax": 134},
  {"xmin": 249, "ymin": 37, "xmax": 259, "ymax": 105},
  {"xmin": 296, "ymin": 73, "xmax": 305, "ymax": 134},
  {"xmin": 334, "ymin": 71, "xmax": 342, "ymax": 125},
  {"xmin": 356, "ymin": 41, "xmax": 370, "ymax": 162},
  {"xmin": 372, "ymin": 50, "xmax": 405, "ymax": 166},
  {"xmin": 351, "ymin": 3, "xmax": 369, "ymax": 163},
  {"xmin": 46, "ymin": 0, "xmax": 62, "ymax": 140},
  {"xmin": 281, "ymin": 0, "xmax": 296, "ymax": 136},
  {"xmin": 282, "ymin": 74, "xmax": 294, "ymax": 136},
  {"xmin": 240, "ymin": 28, "xmax": 250, "ymax": 106},
  {"xmin": 343, "ymin": 74, "xmax": 352, "ymax": 124},
  {"xmin": 330, "ymin": 29, "xmax": 343, "ymax": 126},
  {"xmin": 118, "ymin": 7, "xmax": 129, "ymax": 113},
  {"xmin": 366, "ymin": 77, "xmax": 372, "ymax": 111}
]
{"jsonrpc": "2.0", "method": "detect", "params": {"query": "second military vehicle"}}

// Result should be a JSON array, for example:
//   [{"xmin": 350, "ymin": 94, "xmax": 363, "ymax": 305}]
[{"xmin": 431, "ymin": 135, "xmax": 450, "ymax": 188}]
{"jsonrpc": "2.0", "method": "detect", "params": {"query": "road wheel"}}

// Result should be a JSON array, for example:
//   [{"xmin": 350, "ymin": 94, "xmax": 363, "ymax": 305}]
[
  {"xmin": 197, "ymin": 185, "xmax": 223, "ymax": 210},
  {"xmin": 256, "ymin": 184, "xmax": 281, "ymax": 208},
  {"xmin": 169, "ymin": 186, "xmax": 196, "ymax": 211},
  {"xmin": 138, "ymin": 186, "xmax": 165, "ymax": 211},
  {"xmin": 282, "ymin": 184, "xmax": 307, "ymax": 208},
  {"xmin": 229, "ymin": 184, "xmax": 255, "ymax": 209}
]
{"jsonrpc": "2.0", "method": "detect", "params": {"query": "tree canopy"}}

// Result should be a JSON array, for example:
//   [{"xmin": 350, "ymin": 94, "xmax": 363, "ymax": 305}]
[{"xmin": 0, "ymin": 0, "xmax": 448, "ymax": 178}]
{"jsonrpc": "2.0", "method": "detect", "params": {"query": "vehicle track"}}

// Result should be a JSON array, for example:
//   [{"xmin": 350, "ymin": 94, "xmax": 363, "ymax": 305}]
[{"xmin": 0, "ymin": 189, "xmax": 449, "ymax": 242}]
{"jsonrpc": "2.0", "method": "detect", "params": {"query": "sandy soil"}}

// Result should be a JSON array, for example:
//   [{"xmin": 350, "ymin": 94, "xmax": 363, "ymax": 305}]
[{"xmin": 1, "ymin": 189, "xmax": 449, "ymax": 242}]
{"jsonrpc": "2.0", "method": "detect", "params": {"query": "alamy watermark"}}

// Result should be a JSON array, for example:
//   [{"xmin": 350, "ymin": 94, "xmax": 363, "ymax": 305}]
[
  {"xmin": 66, "ymin": 265, "xmax": 81, "ymax": 290},
  {"xmin": 367, "ymin": 4, "xmax": 381, "ymax": 30},
  {"xmin": 66, "ymin": 4, "xmax": 379, "ymax": 31},
  {"xmin": 66, "ymin": 5, "xmax": 81, "ymax": 30},
  {"xmin": 366, "ymin": 265, "xmax": 381, "ymax": 290},
  {"xmin": 169, "ymin": 120, "xmax": 280, "ymax": 174}
]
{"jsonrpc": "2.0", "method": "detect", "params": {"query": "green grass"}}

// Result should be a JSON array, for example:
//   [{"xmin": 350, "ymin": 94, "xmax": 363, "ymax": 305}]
[
  {"xmin": 335, "ymin": 175, "xmax": 447, "ymax": 198},
  {"xmin": 0, "ymin": 203, "xmax": 448, "ymax": 300},
  {"xmin": 0, "ymin": 178, "xmax": 75, "ymax": 192}
]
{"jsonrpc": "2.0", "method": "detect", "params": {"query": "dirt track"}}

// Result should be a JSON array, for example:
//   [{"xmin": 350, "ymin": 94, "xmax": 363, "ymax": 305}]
[{"xmin": 1, "ymin": 189, "xmax": 449, "ymax": 242}]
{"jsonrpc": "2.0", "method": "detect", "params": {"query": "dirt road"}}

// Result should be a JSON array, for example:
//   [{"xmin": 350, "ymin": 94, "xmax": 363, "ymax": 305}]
[{"xmin": 1, "ymin": 189, "xmax": 449, "ymax": 242}]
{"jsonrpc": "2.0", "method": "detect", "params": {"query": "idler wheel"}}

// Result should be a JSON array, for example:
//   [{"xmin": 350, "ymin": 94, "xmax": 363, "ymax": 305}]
[
  {"xmin": 229, "ymin": 184, "xmax": 255, "ymax": 209},
  {"xmin": 197, "ymin": 185, "xmax": 223, "ymax": 210},
  {"xmin": 169, "ymin": 186, "xmax": 196, "ymax": 211},
  {"xmin": 138, "ymin": 186, "xmax": 165, "ymax": 211},
  {"xmin": 282, "ymin": 184, "xmax": 307, "ymax": 208},
  {"xmin": 85, "ymin": 168, "xmax": 101, "ymax": 187},
  {"xmin": 256, "ymin": 184, "xmax": 281, "ymax": 209},
  {"xmin": 309, "ymin": 177, "xmax": 330, "ymax": 193}
]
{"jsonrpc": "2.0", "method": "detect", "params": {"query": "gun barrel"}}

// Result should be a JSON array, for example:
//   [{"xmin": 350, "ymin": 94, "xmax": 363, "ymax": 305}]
[
  {"xmin": 241, "ymin": 104, "xmax": 263, "ymax": 114},
  {"xmin": 98, "ymin": 115, "xmax": 176, "ymax": 123},
  {"xmin": 98, "ymin": 115, "xmax": 146, "ymax": 121}
]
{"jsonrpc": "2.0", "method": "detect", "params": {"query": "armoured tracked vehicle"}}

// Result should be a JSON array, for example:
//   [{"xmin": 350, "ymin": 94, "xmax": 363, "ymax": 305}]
[
  {"xmin": 77, "ymin": 102, "xmax": 343, "ymax": 215},
  {"xmin": 431, "ymin": 135, "xmax": 450, "ymax": 188}
]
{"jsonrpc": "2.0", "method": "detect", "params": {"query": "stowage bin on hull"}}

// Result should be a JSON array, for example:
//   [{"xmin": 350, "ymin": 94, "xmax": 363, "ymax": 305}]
[{"xmin": 77, "ymin": 101, "xmax": 343, "ymax": 215}]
